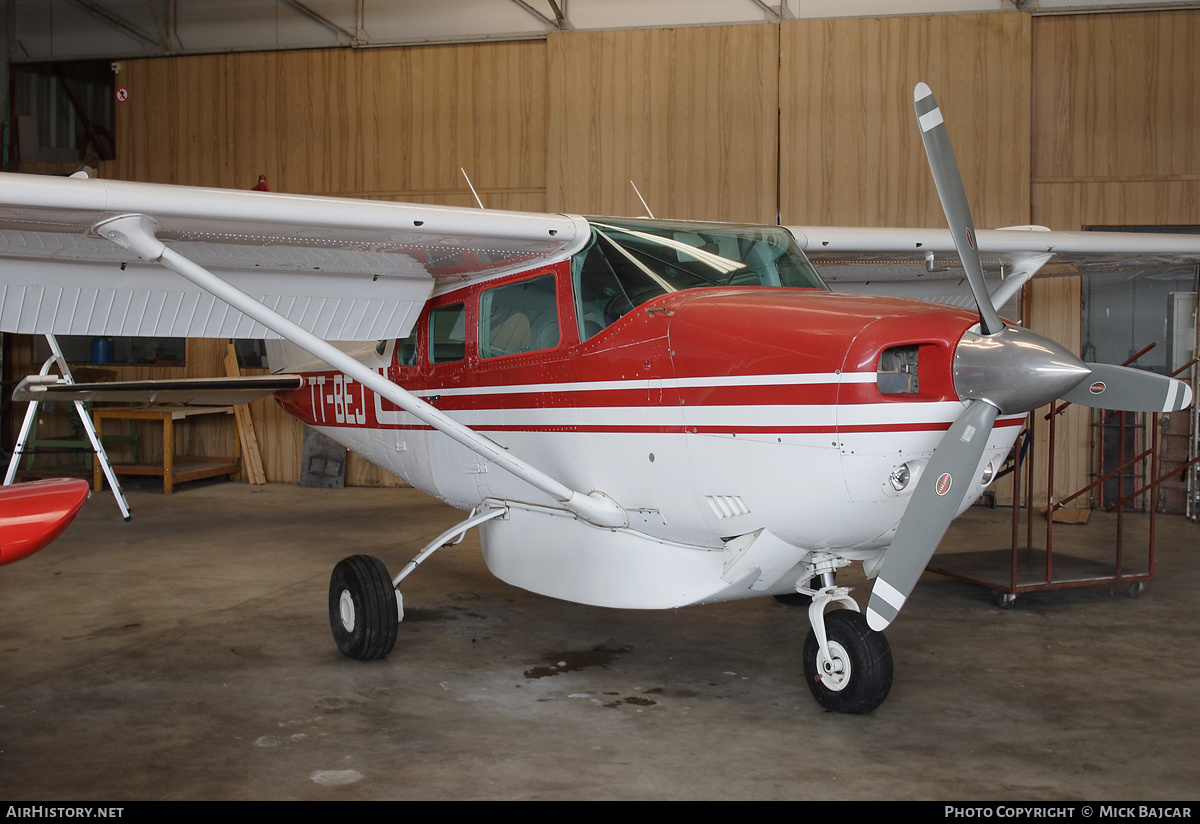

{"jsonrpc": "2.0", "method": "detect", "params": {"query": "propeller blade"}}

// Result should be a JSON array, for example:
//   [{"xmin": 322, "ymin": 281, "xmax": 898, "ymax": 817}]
[
  {"xmin": 867, "ymin": 400, "xmax": 1000, "ymax": 631},
  {"xmin": 914, "ymin": 82, "xmax": 1005, "ymax": 337},
  {"xmin": 881, "ymin": 84, "xmax": 1197, "ymax": 638},
  {"xmin": 1061, "ymin": 363, "xmax": 1194, "ymax": 413}
]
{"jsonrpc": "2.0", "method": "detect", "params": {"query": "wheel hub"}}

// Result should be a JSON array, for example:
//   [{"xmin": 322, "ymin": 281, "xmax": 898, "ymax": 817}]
[
  {"xmin": 338, "ymin": 589, "xmax": 356, "ymax": 633},
  {"xmin": 818, "ymin": 640, "xmax": 851, "ymax": 692}
]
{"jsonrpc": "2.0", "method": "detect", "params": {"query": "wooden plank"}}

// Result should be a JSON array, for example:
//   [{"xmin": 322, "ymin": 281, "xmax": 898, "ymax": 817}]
[
  {"xmin": 1031, "ymin": 10, "xmax": 1200, "ymax": 232},
  {"xmin": 779, "ymin": 13, "xmax": 1031, "ymax": 229},
  {"xmin": 223, "ymin": 344, "xmax": 267, "ymax": 485},
  {"xmin": 110, "ymin": 41, "xmax": 547, "ymax": 205},
  {"xmin": 1033, "ymin": 10, "xmax": 1200, "ymax": 184},
  {"xmin": 547, "ymin": 25, "xmax": 778, "ymax": 223}
]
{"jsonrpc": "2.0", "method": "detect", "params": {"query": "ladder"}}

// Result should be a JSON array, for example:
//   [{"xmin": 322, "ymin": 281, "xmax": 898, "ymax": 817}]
[{"xmin": 4, "ymin": 335, "xmax": 130, "ymax": 520}]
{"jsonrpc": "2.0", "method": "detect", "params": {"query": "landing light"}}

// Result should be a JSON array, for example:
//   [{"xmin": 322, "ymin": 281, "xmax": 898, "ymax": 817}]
[
  {"xmin": 888, "ymin": 464, "xmax": 912, "ymax": 492},
  {"xmin": 980, "ymin": 461, "xmax": 995, "ymax": 486}
]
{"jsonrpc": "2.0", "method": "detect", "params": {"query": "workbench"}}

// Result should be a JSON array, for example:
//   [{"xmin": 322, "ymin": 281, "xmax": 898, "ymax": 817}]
[{"xmin": 91, "ymin": 405, "xmax": 240, "ymax": 494}]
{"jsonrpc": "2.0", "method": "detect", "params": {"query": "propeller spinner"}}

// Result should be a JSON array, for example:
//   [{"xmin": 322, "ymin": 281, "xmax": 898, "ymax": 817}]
[{"xmin": 865, "ymin": 83, "xmax": 1194, "ymax": 632}]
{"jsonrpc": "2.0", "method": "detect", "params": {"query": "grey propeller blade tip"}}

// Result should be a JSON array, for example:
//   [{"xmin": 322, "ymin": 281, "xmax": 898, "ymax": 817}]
[{"xmin": 1062, "ymin": 363, "xmax": 1195, "ymax": 413}]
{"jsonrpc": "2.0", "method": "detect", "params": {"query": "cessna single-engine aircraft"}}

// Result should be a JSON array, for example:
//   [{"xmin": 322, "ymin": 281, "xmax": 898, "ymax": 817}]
[{"xmin": 0, "ymin": 85, "xmax": 1195, "ymax": 713}]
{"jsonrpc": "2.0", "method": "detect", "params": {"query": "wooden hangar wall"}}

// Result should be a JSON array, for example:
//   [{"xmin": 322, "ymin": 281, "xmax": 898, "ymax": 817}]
[{"xmin": 15, "ymin": 9, "xmax": 1200, "ymax": 496}]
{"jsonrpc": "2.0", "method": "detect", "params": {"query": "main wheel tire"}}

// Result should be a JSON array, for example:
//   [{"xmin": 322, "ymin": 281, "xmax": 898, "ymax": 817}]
[
  {"xmin": 802, "ymin": 609, "xmax": 893, "ymax": 714},
  {"xmin": 329, "ymin": 555, "xmax": 399, "ymax": 660}
]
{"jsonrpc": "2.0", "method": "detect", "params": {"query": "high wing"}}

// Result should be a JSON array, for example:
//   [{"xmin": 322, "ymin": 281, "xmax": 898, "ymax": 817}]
[
  {"xmin": 790, "ymin": 224, "xmax": 1200, "ymax": 308},
  {"xmin": 0, "ymin": 172, "xmax": 589, "ymax": 341},
  {"xmin": 0, "ymin": 171, "xmax": 623, "ymax": 527}
]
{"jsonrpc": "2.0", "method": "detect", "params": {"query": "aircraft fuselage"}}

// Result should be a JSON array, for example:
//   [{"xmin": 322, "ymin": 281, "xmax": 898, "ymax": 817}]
[{"xmin": 276, "ymin": 220, "xmax": 1023, "ymax": 607}]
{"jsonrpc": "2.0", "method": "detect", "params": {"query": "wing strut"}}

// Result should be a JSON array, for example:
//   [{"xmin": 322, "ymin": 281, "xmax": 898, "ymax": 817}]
[{"xmin": 93, "ymin": 214, "xmax": 628, "ymax": 529}]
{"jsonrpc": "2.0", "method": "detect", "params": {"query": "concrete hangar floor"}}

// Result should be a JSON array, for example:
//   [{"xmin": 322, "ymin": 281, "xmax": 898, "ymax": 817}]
[{"xmin": 0, "ymin": 480, "xmax": 1196, "ymax": 801}]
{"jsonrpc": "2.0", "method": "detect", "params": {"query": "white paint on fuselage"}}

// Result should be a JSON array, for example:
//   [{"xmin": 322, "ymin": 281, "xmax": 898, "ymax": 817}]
[{"xmin": 315, "ymin": 401, "xmax": 1023, "ymax": 551}]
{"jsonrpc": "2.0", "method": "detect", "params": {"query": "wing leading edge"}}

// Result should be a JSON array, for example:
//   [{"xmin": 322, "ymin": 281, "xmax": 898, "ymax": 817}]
[
  {"xmin": 790, "ymin": 224, "xmax": 1200, "ymax": 307},
  {"xmin": 0, "ymin": 172, "xmax": 590, "ymax": 342}
]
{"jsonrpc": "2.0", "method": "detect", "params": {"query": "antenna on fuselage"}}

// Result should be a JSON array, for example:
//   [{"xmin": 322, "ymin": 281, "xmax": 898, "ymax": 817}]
[
  {"xmin": 461, "ymin": 168, "xmax": 485, "ymax": 209},
  {"xmin": 629, "ymin": 180, "xmax": 655, "ymax": 219}
]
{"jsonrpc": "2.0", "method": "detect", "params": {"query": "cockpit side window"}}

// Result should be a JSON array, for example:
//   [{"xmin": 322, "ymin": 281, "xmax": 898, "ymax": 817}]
[
  {"xmin": 572, "ymin": 232, "xmax": 670, "ymax": 341},
  {"xmin": 479, "ymin": 273, "xmax": 560, "ymax": 359}
]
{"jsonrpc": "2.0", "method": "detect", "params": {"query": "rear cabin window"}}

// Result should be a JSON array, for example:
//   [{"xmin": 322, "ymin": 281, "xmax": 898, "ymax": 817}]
[
  {"xmin": 396, "ymin": 328, "xmax": 418, "ymax": 366},
  {"xmin": 479, "ymin": 273, "xmax": 560, "ymax": 359},
  {"xmin": 379, "ymin": 329, "xmax": 419, "ymax": 366},
  {"xmin": 429, "ymin": 303, "xmax": 466, "ymax": 364}
]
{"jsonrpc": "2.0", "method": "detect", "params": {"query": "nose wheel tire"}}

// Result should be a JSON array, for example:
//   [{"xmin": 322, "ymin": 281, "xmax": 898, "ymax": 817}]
[
  {"xmin": 803, "ymin": 609, "xmax": 893, "ymax": 714},
  {"xmin": 329, "ymin": 555, "xmax": 399, "ymax": 660}
]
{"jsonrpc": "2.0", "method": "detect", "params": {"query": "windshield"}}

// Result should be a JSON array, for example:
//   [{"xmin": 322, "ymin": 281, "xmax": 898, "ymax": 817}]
[{"xmin": 573, "ymin": 218, "xmax": 827, "ymax": 340}]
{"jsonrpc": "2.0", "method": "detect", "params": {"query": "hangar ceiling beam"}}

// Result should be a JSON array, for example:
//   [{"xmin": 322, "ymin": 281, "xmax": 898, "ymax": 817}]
[
  {"xmin": 145, "ymin": 0, "xmax": 180, "ymax": 55},
  {"xmin": 510, "ymin": 0, "xmax": 571, "ymax": 30},
  {"xmin": 747, "ymin": 1, "xmax": 785, "ymax": 22},
  {"xmin": 63, "ymin": 0, "xmax": 162, "ymax": 49},
  {"xmin": 548, "ymin": 1, "xmax": 570, "ymax": 29},
  {"xmin": 279, "ymin": 0, "xmax": 358, "ymax": 43}
]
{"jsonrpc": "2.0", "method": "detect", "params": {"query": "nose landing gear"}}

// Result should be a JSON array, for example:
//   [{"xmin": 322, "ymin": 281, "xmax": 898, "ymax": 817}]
[
  {"xmin": 802, "ymin": 608, "xmax": 893, "ymax": 714},
  {"xmin": 791, "ymin": 553, "xmax": 894, "ymax": 713}
]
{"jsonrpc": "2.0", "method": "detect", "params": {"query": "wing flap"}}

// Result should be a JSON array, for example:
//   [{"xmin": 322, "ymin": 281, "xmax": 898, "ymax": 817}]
[
  {"xmin": 0, "ymin": 261, "xmax": 423, "ymax": 340},
  {"xmin": 15, "ymin": 374, "xmax": 305, "ymax": 406}
]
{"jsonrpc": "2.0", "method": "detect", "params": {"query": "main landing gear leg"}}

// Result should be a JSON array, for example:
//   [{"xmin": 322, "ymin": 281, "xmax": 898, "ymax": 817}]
[
  {"xmin": 328, "ymin": 505, "xmax": 507, "ymax": 661},
  {"xmin": 796, "ymin": 552, "xmax": 894, "ymax": 714}
]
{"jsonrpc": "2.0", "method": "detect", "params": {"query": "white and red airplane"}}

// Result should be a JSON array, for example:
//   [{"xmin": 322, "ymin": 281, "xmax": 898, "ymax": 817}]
[{"xmin": 0, "ymin": 85, "xmax": 1195, "ymax": 713}]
